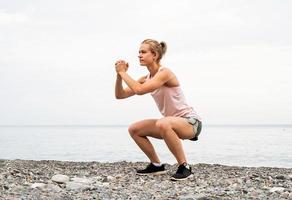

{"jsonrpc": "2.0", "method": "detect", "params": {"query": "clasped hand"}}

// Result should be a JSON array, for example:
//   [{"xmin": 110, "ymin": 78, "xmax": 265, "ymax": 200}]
[{"xmin": 115, "ymin": 60, "xmax": 129, "ymax": 73}]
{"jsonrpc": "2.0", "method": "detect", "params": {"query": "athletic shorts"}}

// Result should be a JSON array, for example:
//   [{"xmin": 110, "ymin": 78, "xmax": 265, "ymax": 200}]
[{"xmin": 184, "ymin": 117, "xmax": 202, "ymax": 141}]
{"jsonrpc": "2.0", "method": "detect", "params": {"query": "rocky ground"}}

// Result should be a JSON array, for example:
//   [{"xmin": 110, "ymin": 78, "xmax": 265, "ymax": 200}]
[{"xmin": 0, "ymin": 159, "xmax": 292, "ymax": 200}]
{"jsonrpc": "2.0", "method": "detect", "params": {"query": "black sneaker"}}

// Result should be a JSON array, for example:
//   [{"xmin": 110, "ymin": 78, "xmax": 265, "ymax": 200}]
[
  {"xmin": 171, "ymin": 163, "xmax": 193, "ymax": 181},
  {"xmin": 136, "ymin": 163, "xmax": 167, "ymax": 175}
]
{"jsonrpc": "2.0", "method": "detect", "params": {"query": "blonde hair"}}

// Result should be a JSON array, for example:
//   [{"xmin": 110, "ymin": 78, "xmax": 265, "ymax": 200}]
[{"xmin": 142, "ymin": 39, "xmax": 167, "ymax": 63}]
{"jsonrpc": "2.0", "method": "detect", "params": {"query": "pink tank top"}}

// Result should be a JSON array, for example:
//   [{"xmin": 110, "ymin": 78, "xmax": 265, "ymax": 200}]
[{"xmin": 147, "ymin": 68, "xmax": 201, "ymax": 121}]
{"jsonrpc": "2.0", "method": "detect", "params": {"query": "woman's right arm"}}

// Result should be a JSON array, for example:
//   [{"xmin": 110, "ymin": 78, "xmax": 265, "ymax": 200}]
[
  {"xmin": 115, "ymin": 74, "xmax": 133, "ymax": 99},
  {"xmin": 115, "ymin": 74, "xmax": 146, "ymax": 99}
]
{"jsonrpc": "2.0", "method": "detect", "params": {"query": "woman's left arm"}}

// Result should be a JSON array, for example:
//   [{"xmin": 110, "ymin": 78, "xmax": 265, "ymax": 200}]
[{"xmin": 118, "ymin": 69, "xmax": 173, "ymax": 95}]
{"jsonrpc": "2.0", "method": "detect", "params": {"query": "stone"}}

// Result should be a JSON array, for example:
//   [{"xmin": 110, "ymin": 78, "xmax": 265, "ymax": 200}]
[
  {"xmin": 3, "ymin": 185, "xmax": 9, "ymax": 190},
  {"xmin": 47, "ymin": 184, "xmax": 63, "ymax": 192},
  {"xmin": 1, "ymin": 160, "xmax": 292, "ymax": 200},
  {"xmin": 242, "ymin": 189, "xmax": 248, "ymax": 194},
  {"xmin": 94, "ymin": 176, "xmax": 103, "ymax": 181},
  {"xmin": 280, "ymin": 191, "xmax": 290, "ymax": 199},
  {"xmin": 65, "ymin": 177, "xmax": 94, "ymax": 191},
  {"xmin": 102, "ymin": 175, "xmax": 114, "ymax": 182},
  {"xmin": 269, "ymin": 187, "xmax": 285, "ymax": 193},
  {"xmin": 31, "ymin": 183, "xmax": 46, "ymax": 189},
  {"xmin": 66, "ymin": 182, "xmax": 91, "ymax": 191},
  {"xmin": 71, "ymin": 177, "xmax": 92, "ymax": 184},
  {"xmin": 115, "ymin": 174, "xmax": 123, "ymax": 179},
  {"xmin": 196, "ymin": 195, "xmax": 210, "ymax": 200},
  {"xmin": 107, "ymin": 175, "xmax": 114, "ymax": 181},
  {"xmin": 102, "ymin": 182, "xmax": 110, "ymax": 187},
  {"xmin": 51, "ymin": 174, "xmax": 70, "ymax": 184},
  {"xmin": 275, "ymin": 175, "xmax": 285, "ymax": 180},
  {"xmin": 179, "ymin": 194, "xmax": 204, "ymax": 200}
]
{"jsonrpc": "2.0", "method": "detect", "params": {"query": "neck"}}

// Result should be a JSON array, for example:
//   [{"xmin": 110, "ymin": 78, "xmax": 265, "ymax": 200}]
[{"xmin": 147, "ymin": 62, "xmax": 161, "ymax": 77}]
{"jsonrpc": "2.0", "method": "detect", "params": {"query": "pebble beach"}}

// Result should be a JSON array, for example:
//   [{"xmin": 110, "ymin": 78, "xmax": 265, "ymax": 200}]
[{"xmin": 1, "ymin": 159, "xmax": 292, "ymax": 200}]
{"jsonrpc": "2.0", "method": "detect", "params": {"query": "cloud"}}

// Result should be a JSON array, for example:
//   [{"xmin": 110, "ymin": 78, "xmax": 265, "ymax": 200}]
[
  {"xmin": 0, "ymin": 11, "xmax": 30, "ymax": 25},
  {"xmin": 0, "ymin": 1, "xmax": 291, "ymax": 125}
]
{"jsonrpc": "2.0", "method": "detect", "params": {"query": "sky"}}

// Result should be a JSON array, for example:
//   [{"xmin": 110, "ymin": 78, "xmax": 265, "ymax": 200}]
[{"xmin": 0, "ymin": 0, "xmax": 291, "ymax": 126}]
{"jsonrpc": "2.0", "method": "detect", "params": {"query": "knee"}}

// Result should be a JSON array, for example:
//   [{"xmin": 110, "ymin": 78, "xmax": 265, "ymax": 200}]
[
  {"xmin": 156, "ymin": 119, "xmax": 172, "ymax": 134},
  {"xmin": 128, "ymin": 123, "xmax": 139, "ymax": 138}
]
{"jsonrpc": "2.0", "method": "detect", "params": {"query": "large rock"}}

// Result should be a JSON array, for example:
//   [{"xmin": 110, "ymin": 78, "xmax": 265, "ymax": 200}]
[
  {"xmin": 66, "ymin": 177, "xmax": 93, "ymax": 191},
  {"xmin": 66, "ymin": 181, "xmax": 91, "ymax": 191},
  {"xmin": 51, "ymin": 174, "xmax": 70, "ymax": 184}
]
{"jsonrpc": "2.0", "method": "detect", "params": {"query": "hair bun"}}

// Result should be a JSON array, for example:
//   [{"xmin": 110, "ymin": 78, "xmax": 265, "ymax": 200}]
[{"xmin": 160, "ymin": 41, "xmax": 167, "ymax": 55}]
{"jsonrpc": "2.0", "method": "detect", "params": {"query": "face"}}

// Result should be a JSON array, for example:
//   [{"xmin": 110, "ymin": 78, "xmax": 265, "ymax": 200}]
[{"xmin": 138, "ymin": 43, "xmax": 156, "ymax": 66}]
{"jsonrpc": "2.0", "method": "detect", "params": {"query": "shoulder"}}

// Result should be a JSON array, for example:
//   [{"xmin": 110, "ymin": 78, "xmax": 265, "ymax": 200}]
[
  {"xmin": 159, "ymin": 67, "xmax": 179, "ymax": 86},
  {"xmin": 157, "ymin": 67, "xmax": 174, "ymax": 77},
  {"xmin": 159, "ymin": 67, "xmax": 171, "ymax": 73},
  {"xmin": 158, "ymin": 67, "xmax": 176, "ymax": 79}
]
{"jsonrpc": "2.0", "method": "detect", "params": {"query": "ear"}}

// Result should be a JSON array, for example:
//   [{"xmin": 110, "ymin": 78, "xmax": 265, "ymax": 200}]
[{"xmin": 152, "ymin": 51, "xmax": 158, "ymax": 61}]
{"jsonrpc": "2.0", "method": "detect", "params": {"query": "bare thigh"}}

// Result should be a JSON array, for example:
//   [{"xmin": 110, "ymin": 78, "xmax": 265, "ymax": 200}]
[
  {"xmin": 128, "ymin": 119, "xmax": 162, "ymax": 139},
  {"xmin": 156, "ymin": 117, "xmax": 195, "ymax": 140},
  {"xmin": 129, "ymin": 117, "xmax": 195, "ymax": 140}
]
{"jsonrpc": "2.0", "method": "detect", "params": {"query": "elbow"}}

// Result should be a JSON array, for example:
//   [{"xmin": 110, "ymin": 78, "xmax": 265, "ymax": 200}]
[
  {"xmin": 135, "ymin": 88, "xmax": 146, "ymax": 95},
  {"xmin": 116, "ymin": 96, "xmax": 125, "ymax": 99},
  {"xmin": 132, "ymin": 84, "xmax": 146, "ymax": 95},
  {"xmin": 115, "ymin": 94, "xmax": 124, "ymax": 99}
]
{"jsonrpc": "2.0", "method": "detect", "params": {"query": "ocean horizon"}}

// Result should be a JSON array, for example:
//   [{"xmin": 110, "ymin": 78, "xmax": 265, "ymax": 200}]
[
  {"xmin": 1, "ymin": 124, "xmax": 292, "ymax": 127},
  {"xmin": 1, "ymin": 124, "xmax": 291, "ymax": 168}
]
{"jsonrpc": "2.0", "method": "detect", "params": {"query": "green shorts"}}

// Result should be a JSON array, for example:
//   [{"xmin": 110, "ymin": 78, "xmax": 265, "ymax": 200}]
[{"xmin": 185, "ymin": 117, "xmax": 202, "ymax": 141}]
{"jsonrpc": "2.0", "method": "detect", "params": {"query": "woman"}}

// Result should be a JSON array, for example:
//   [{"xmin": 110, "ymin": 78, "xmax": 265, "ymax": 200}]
[{"xmin": 115, "ymin": 39, "xmax": 202, "ymax": 181}]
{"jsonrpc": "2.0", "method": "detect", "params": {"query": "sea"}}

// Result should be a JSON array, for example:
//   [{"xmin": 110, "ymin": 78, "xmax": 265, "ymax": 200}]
[{"xmin": 0, "ymin": 125, "xmax": 291, "ymax": 168}]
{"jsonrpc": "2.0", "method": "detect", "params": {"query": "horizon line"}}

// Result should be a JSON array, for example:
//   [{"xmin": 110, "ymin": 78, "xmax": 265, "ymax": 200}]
[{"xmin": 0, "ymin": 124, "xmax": 291, "ymax": 127}]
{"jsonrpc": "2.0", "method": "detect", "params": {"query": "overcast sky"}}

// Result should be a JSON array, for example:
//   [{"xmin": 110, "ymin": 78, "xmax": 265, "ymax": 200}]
[{"xmin": 0, "ymin": 0, "xmax": 291, "ymax": 125}]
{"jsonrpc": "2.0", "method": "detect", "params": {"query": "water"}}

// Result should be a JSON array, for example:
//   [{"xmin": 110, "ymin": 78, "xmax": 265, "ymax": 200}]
[{"xmin": 0, "ymin": 125, "xmax": 291, "ymax": 168}]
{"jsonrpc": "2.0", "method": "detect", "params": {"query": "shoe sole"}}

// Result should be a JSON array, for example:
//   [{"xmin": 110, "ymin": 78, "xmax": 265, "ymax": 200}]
[
  {"xmin": 136, "ymin": 171, "xmax": 167, "ymax": 176},
  {"xmin": 170, "ymin": 174, "xmax": 193, "ymax": 181}
]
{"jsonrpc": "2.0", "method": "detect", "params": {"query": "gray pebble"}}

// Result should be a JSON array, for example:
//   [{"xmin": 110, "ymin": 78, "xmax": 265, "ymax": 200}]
[
  {"xmin": 1, "ymin": 160, "xmax": 292, "ymax": 200},
  {"xmin": 179, "ymin": 194, "xmax": 196, "ymax": 200},
  {"xmin": 31, "ymin": 183, "xmax": 46, "ymax": 189},
  {"xmin": 269, "ymin": 187, "xmax": 285, "ymax": 193},
  {"xmin": 276, "ymin": 175, "xmax": 286, "ymax": 180}
]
